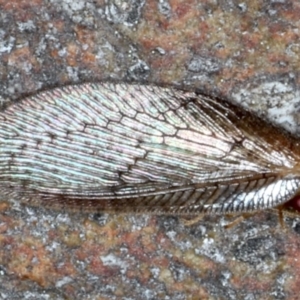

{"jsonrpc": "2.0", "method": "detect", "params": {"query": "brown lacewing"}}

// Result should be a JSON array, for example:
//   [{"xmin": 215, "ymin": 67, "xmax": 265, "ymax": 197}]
[{"xmin": 1, "ymin": 82, "xmax": 300, "ymax": 214}]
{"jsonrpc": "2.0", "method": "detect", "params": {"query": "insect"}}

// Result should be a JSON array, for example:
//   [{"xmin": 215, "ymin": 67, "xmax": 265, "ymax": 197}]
[{"xmin": 0, "ymin": 82, "xmax": 300, "ymax": 215}]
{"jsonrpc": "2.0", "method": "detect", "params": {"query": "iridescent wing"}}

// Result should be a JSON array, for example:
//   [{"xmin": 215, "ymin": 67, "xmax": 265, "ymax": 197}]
[{"xmin": 0, "ymin": 82, "xmax": 300, "ymax": 214}]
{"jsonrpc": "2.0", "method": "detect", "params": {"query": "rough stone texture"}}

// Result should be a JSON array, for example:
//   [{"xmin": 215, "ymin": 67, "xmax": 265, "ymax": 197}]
[{"xmin": 0, "ymin": 0, "xmax": 300, "ymax": 299}]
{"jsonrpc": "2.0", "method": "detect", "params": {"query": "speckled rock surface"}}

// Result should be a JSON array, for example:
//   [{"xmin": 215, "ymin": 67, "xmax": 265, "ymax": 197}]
[{"xmin": 1, "ymin": 0, "xmax": 300, "ymax": 299}]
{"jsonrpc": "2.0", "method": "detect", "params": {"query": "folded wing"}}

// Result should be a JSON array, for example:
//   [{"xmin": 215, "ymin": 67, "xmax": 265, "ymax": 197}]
[{"xmin": 0, "ymin": 83, "xmax": 299, "ymax": 213}]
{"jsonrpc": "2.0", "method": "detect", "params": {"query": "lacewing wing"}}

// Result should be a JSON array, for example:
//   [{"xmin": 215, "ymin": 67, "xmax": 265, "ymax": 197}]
[{"xmin": 1, "ymin": 82, "xmax": 300, "ymax": 214}]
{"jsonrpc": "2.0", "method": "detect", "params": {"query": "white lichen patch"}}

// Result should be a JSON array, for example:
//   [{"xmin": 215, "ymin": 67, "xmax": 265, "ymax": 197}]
[{"xmin": 232, "ymin": 80, "xmax": 300, "ymax": 134}]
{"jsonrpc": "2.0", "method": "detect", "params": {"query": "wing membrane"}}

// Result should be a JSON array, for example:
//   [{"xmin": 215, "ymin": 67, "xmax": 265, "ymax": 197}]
[{"xmin": 0, "ymin": 82, "xmax": 300, "ymax": 213}]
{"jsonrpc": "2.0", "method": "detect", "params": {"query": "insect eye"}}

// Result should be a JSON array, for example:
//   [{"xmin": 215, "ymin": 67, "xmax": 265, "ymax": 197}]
[{"xmin": 283, "ymin": 195, "xmax": 300, "ymax": 213}]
